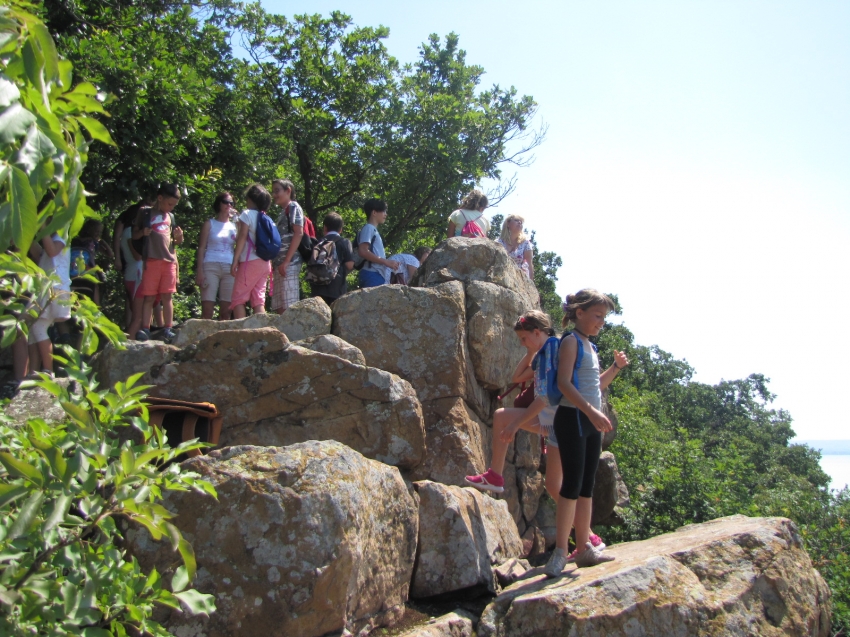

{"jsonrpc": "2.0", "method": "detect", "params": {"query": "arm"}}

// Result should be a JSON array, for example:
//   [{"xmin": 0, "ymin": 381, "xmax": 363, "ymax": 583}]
[
  {"xmin": 523, "ymin": 248, "xmax": 534, "ymax": 278},
  {"xmin": 113, "ymin": 220, "xmax": 124, "ymax": 269},
  {"xmin": 510, "ymin": 349, "xmax": 535, "ymax": 384},
  {"xmin": 358, "ymin": 242, "xmax": 398, "ymax": 270},
  {"xmin": 446, "ymin": 221, "xmax": 456, "ymax": 239},
  {"xmin": 230, "ymin": 221, "xmax": 249, "ymax": 277},
  {"xmin": 600, "ymin": 350, "xmax": 629, "ymax": 391},
  {"xmin": 557, "ymin": 335, "xmax": 611, "ymax": 432},
  {"xmin": 196, "ymin": 219, "xmax": 211, "ymax": 286},
  {"xmin": 500, "ymin": 396, "xmax": 548, "ymax": 442},
  {"xmin": 406, "ymin": 264, "xmax": 418, "ymax": 280},
  {"xmin": 42, "ymin": 234, "xmax": 64, "ymax": 258},
  {"xmin": 278, "ymin": 223, "xmax": 303, "ymax": 275},
  {"xmin": 344, "ymin": 260, "xmax": 354, "ymax": 272}
]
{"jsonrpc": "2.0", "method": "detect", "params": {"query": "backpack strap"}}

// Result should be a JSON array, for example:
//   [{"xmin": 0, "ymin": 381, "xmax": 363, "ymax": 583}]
[{"xmin": 560, "ymin": 331, "xmax": 584, "ymax": 391}]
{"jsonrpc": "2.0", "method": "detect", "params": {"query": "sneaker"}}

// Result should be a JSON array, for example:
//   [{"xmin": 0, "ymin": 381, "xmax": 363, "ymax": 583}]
[
  {"xmin": 589, "ymin": 534, "xmax": 606, "ymax": 551},
  {"xmin": 464, "ymin": 469, "xmax": 505, "ymax": 493},
  {"xmin": 135, "ymin": 328, "xmax": 150, "ymax": 342},
  {"xmin": 574, "ymin": 542, "xmax": 615, "ymax": 568},
  {"xmin": 544, "ymin": 547, "xmax": 570, "ymax": 578},
  {"xmin": 161, "ymin": 327, "xmax": 176, "ymax": 341}
]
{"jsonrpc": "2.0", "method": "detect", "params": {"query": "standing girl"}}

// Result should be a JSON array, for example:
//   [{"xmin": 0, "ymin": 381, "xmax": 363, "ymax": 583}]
[
  {"xmin": 545, "ymin": 289, "xmax": 629, "ymax": 576},
  {"xmin": 446, "ymin": 189, "xmax": 490, "ymax": 238},
  {"xmin": 196, "ymin": 192, "xmax": 238, "ymax": 320},
  {"xmin": 229, "ymin": 184, "xmax": 273, "ymax": 319}
]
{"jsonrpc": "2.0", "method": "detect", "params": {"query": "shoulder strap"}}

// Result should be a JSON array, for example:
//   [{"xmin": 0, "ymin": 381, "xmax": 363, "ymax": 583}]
[{"xmin": 560, "ymin": 332, "xmax": 584, "ymax": 390}]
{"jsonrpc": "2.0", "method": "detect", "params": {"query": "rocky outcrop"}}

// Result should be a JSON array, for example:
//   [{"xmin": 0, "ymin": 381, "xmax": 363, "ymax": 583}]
[
  {"xmin": 411, "ymin": 237, "xmax": 539, "ymax": 312},
  {"xmin": 149, "ymin": 328, "xmax": 425, "ymax": 469},
  {"xmin": 478, "ymin": 515, "xmax": 831, "ymax": 637},
  {"xmin": 91, "ymin": 340, "xmax": 178, "ymax": 388},
  {"xmin": 292, "ymin": 333, "xmax": 366, "ymax": 366},
  {"xmin": 127, "ymin": 442, "xmax": 419, "ymax": 637},
  {"xmin": 409, "ymin": 397, "xmax": 490, "ymax": 486},
  {"xmin": 397, "ymin": 610, "xmax": 477, "ymax": 637},
  {"xmin": 411, "ymin": 481, "xmax": 522, "ymax": 598},
  {"xmin": 4, "ymin": 378, "xmax": 80, "ymax": 426},
  {"xmin": 592, "ymin": 451, "xmax": 630, "ymax": 527},
  {"xmin": 173, "ymin": 297, "xmax": 332, "ymax": 348},
  {"xmin": 332, "ymin": 281, "xmax": 494, "ymax": 420}
]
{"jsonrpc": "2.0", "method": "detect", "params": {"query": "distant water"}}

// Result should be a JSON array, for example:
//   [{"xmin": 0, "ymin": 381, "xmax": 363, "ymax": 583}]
[{"xmin": 797, "ymin": 440, "xmax": 850, "ymax": 491}]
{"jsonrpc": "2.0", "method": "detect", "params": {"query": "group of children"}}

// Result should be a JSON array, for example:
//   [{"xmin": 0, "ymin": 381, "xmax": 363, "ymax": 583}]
[{"xmin": 466, "ymin": 290, "xmax": 630, "ymax": 577}]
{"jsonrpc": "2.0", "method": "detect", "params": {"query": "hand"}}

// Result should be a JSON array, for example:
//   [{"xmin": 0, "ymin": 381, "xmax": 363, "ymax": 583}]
[
  {"xmin": 613, "ymin": 350, "xmax": 630, "ymax": 369},
  {"xmin": 588, "ymin": 406, "xmax": 612, "ymax": 433},
  {"xmin": 173, "ymin": 226, "xmax": 184, "ymax": 243},
  {"xmin": 500, "ymin": 418, "xmax": 523, "ymax": 443},
  {"xmin": 143, "ymin": 227, "xmax": 152, "ymax": 237},
  {"xmin": 230, "ymin": 263, "xmax": 238, "ymax": 277},
  {"xmin": 277, "ymin": 261, "xmax": 290, "ymax": 276},
  {"xmin": 195, "ymin": 273, "xmax": 205, "ymax": 288},
  {"xmin": 114, "ymin": 258, "xmax": 122, "ymax": 271},
  {"xmin": 385, "ymin": 259, "xmax": 400, "ymax": 271}
]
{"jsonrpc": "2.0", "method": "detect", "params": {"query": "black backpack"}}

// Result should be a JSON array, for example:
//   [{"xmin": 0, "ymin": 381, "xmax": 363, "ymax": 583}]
[{"xmin": 305, "ymin": 237, "xmax": 341, "ymax": 285}]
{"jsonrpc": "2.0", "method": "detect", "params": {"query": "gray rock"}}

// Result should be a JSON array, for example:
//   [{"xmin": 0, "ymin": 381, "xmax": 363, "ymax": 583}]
[
  {"xmin": 591, "ymin": 451, "xmax": 630, "ymax": 527},
  {"xmin": 292, "ymin": 333, "xmax": 366, "ymax": 366},
  {"xmin": 90, "ymin": 340, "xmax": 179, "ymax": 388},
  {"xmin": 396, "ymin": 610, "xmax": 477, "ymax": 637}
]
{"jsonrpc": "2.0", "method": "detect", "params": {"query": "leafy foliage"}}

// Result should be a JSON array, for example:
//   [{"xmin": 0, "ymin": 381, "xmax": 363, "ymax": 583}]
[{"xmin": 0, "ymin": 352, "xmax": 216, "ymax": 635}]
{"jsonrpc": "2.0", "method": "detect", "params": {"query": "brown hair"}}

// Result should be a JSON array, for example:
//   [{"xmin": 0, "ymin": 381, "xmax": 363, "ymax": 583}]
[
  {"xmin": 212, "ymin": 191, "xmax": 233, "ymax": 214},
  {"xmin": 243, "ymin": 183, "xmax": 272, "ymax": 212},
  {"xmin": 323, "ymin": 211, "xmax": 344, "ymax": 233},
  {"xmin": 561, "ymin": 289, "xmax": 616, "ymax": 329},
  {"xmin": 272, "ymin": 179, "xmax": 295, "ymax": 199},
  {"xmin": 459, "ymin": 189, "xmax": 488, "ymax": 211},
  {"xmin": 414, "ymin": 246, "xmax": 431, "ymax": 261},
  {"xmin": 514, "ymin": 310, "xmax": 555, "ymax": 336}
]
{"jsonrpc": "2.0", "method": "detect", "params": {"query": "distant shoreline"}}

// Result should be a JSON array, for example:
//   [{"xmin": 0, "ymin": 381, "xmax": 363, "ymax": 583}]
[{"xmin": 796, "ymin": 440, "xmax": 850, "ymax": 455}]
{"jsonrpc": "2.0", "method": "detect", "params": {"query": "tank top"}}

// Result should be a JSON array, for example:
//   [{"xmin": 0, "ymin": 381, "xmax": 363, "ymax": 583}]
[
  {"xmin": 205, "ymin": 218, "xmax": 237, "ymax": 264},
  {"xmin": 559, "ymin": 334, "xmax": 602, "ymax": 410}
]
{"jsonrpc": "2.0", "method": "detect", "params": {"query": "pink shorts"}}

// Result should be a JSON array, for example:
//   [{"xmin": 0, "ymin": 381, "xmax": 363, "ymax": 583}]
[
  {"xmin": 138, "ymin": 259, "xmax": 177, "ymax": 296},
  {"xmin": 230, "ymin": 258, "xmax": 271, "ymax": 309}
]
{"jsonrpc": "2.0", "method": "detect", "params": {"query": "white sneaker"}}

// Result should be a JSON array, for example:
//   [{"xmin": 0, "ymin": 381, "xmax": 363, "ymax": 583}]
[
  {"xmin": 544, "ymin": 547, "xmax": 569, "ymax": 578},
  {"xmin": 574, "ymin": 542, "xmax": 615, "ymax": 568}
]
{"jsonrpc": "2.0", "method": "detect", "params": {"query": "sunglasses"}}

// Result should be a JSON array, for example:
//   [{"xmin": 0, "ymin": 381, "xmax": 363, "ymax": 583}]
[{"xmin": 222, "ymin": 200, "xmax": 235, "ymax": 205}]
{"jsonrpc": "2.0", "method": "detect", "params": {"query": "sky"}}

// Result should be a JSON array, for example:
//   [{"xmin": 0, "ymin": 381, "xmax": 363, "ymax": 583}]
[{"xmin": 264, "ymin": 0, "xmax": 850, "ymax": 441}]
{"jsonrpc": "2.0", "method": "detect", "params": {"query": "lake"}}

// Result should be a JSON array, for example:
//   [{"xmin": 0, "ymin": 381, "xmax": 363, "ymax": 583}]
[{"xmin": 796, "ymin": 440, "xmax": 850, "ymax": 491}]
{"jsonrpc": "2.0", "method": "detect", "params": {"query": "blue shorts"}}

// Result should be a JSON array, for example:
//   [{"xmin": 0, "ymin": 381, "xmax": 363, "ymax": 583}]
[{"xmin": 358, "ymin": 269, "xmax": 385, "ymax": 288}]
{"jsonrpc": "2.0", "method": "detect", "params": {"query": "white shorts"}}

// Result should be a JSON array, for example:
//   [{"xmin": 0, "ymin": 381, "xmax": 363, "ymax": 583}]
[{"xmin": 29, "ymin": 291, "xmax": 72, "ymax": 343}]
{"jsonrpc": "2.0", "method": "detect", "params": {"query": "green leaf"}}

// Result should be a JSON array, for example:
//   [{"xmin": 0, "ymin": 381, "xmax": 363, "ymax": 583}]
[
  {"xmin": 82, "ymin": 628, "xmax": 111, "ymax": 637},
  {"xmin": 0, "ymin": 483, "xmax": 29, "ymax": 509},
  {"xmin": 9, "ymin": 164, "xmax": 37, "ymax": 256},
  {"xmin": 174, "ymin": 589, "xmax": 216, "ymax": 616},
  {"xmin": 0, "ymin": 72, "xmax": 20, "ymax": 108},
  {"xmin": 8, "ymin": 490, "xmax": 44, "ymax": 540},
  {"xmin": 21, "ymin": 36, "xmax": 44, "ymax": 95},
  {"xmin": 171, "ymin": 565, "xmax": 189, "ymax": 593},
  {"xmin": 30, "ymin": 21, "xmax": 59, "ymax": 85},
  {"xmin": 44, "ymin": 492, "xmax": 71, "ymax": 531},
  {"xmin": 0, "ymin": 102, "xmax": 37, "ymax": 144},
  {"xmin": 13, "ymin": 123, "xmax": 57, "ymax": 174},
  {"xmin": 0, "ymin": 452, "xmax": 43, "ymax": 486},
  {"xmin": 77, "ymin": 116, "xmax": 115, "ymax": 146},
  {"xmin": 120, "ymin": 448, "xmax": 134, "ymax": 476}
]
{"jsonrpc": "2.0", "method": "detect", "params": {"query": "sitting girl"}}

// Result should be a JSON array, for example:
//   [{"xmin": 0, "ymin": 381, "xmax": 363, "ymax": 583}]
[{"xmin": 496, "ymin": 214, "xmax": 533, "ymax": 279}]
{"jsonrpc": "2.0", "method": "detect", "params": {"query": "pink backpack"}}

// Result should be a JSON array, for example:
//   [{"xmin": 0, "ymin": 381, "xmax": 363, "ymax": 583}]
[{"xmin": 460, "ymin": 210, "xmax": 486, "ymax": 238}]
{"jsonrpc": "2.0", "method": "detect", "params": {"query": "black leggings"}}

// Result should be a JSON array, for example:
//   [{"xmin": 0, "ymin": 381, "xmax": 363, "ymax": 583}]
[{"xmin": 554, "ymin": 405, "xmax": 602, "ymax": 500}]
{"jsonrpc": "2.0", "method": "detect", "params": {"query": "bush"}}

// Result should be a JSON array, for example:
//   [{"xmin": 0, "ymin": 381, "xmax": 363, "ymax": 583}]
[{"xmin": 0, "ymin": 349, "xmax": 216, "ymax": 635}]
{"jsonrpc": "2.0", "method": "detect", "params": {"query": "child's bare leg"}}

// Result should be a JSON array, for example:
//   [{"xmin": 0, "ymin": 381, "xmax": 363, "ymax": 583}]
[
  {"xmin": 218, "ymin": 303, "xmax": 231, "ymax": 320},
  {"xmin": 545, "ymin": 446, "xmax": 563, "ymax": 501},
  {"xmin": 129, "ymin": 296, "xmax": 155, "ymax": 338},
  {"xmin": 13, "ymin": 333, "xmax": 29, "ymax": 381},
  {"xmin": 153, "ymin": 302, "xmax": 164, "ymax": 328},
  {"xmin": 231, "ymin": 304, "xmax": 246, "ymax": 319},
  {"xmin": 555, "ymin": 496, "xmax": 578, "ymax": 551},
  {"xmin": 491, "ymin": 408, "xmax": 541, "ymax": 475},
  {"xmin": 161, "ymin": 293, "xmax": 173, "ymax": 327},
  {"xmin": 252, "ymin": 303, "xmax": 266, "ymax": 315},
  {"xmin": 574, "ymin": 497, "xmax": 593, "ymax": 550}
]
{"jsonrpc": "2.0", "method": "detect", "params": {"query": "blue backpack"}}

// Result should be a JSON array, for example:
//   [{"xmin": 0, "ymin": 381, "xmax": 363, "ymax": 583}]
[
  {"xmin": 533, "ymin": 333, "xmax": 598, "ymax": 406},
  {"xmin": 253, "ymin": 210, "xmax": 281, "ymax": 261}
]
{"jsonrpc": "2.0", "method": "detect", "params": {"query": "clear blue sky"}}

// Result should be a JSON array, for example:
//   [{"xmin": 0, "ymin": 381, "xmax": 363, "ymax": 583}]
[{"xmin": 264, "ymin": 0, "xmax": 850, "ymax": 440}]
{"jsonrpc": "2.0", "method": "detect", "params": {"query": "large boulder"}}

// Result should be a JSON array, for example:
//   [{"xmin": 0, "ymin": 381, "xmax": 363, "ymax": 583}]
[
  {"xmin": 4, "ymin": 378, "xmax": 80, "ymax": 426},
  {"xmin": 464, "ymin": 281, "xmax": 529, "ymax": 390},
  {"xmin": 292, "ymin": 333, "xmax": 366, "ymax": 366},
  {"xmin": 411, "ymin": 237, "xmax": 539, "ymax": 312},
  {"xmin": 479, "ymin": 515, "xmax": 831, "ymax": 637},
  {"xmin": 173, "ymin": 297, "xmax": 332, "ymax": 348},
  {"xmin": 332, "ymin": 282, "xmax": 494, "ymax": 420},
  {"xmin": 149, "ymin": 328, "xmax": 425, "ymax": 470},
  {"xmin": 397, "ymin": 610, "xmax": 477, "ymax": 637},
  {"xmin": 411, "ymin": 481, "xmax": 522, "ymax": 598},
  {"xmin": 591, "ymin": 451, "xmax": 630, "ymax": 527},
  {"xmin": 127, "ymin": 442, "xmax": 419, "ymax": 637},
  {"xmin": 410, "ymin": 397, "xmax": 490, "ymax": 486},
  {"xmin": 90, "ymin": 340, "xmax": 179, "ymax": 388}
]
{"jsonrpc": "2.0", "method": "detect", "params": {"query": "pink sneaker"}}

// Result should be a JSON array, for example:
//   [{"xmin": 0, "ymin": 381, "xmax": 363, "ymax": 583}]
[
  {"xmin": 590, "ymin": 534, "xmax": 606, "ymax": 551},
  {"xmin": 465, "ymin": 469, "xmax": 505, "ymax": 493}
]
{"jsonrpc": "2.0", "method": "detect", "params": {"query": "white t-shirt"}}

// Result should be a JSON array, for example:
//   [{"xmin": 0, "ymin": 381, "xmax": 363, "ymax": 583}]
[
  {"xmin": 39, "ymin": 233, "xmax": 71, "ymax": 292},
  {"xmin": 205, "ymin": 219, "xmax": 237, "ymax": 264},
  {"xmin": 385, "ymin": 254, "xmax": 420, "ymax": 284},
  {"xmin": 449, "ymin": 209, "xmax": 490, "ymax": 237},
  {"xmin": 120, "ymin": 226, "xmax": 143, "ymax": 284},
  {"xmin": 238, "ymin": 209, "xmax": 261, "ymax": 262}
]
